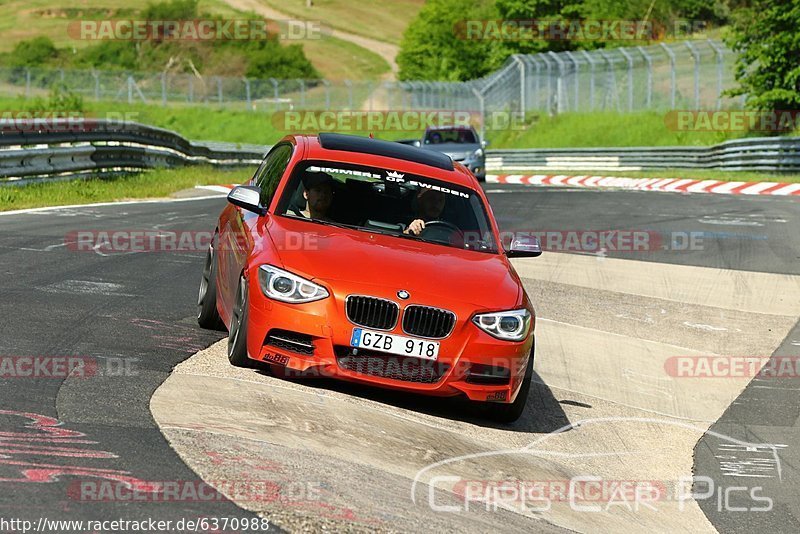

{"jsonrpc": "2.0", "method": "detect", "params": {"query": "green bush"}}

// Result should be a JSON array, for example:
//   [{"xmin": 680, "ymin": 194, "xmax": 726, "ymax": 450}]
[
  {"xmin": 141, "ymin": 0, "xmax": 199, "ymax": 20},
  {"xmin": 243, "ymin": 42, "xmax": 319, "ymax": 79},
  {"xmin": 8, "ymin": 37, "xmax": 59, "ymax": 68},
  {"xmin": 24, "ymin": 84, "xmax": 85, "ymax": 113},
  {"xmin": 74, "ymin": 41, "xmax": 139, "ymax": 70},
  {"xmin": 48, "ymin": 83, "xmax": 84, "ymax": 112}
]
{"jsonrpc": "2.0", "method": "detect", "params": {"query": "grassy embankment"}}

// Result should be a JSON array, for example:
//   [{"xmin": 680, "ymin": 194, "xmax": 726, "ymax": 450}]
[{"xmin": 0, "ymin": 0, "xmax": 390, "ymax": 81}]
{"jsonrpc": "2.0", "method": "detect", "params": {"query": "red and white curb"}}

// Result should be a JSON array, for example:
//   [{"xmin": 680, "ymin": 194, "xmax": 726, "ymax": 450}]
[{"xmin": 487, "ymin": 174, "xmax": 800, "ymax": 196}]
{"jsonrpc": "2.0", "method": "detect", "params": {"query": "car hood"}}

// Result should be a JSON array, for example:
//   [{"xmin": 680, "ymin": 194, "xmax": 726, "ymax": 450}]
[{"xmin": 262, "ymin": 216, "xmax": 521, "ymax": 308}]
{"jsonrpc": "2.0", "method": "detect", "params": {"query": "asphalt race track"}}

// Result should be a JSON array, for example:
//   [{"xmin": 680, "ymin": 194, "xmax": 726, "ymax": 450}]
[
  {"xmin": 0, "ymin": 198, "xmax": 261, "ymax": 531},
  {"xmin": 0, "ymin": 185, "xmax": 798, "ymax": 532}
]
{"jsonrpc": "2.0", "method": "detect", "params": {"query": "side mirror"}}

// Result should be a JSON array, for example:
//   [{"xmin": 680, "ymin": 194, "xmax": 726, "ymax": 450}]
[
  {"xmin": 227, "ymin": 185, "xmax": 266, "ymax": 215},
  {"xmin": 481, "ymin": 139, "xmax": 489, "ymax": 148},
  {"xmin": 506, "ymin": 235, "xmax": 542, "ymax": 258}
]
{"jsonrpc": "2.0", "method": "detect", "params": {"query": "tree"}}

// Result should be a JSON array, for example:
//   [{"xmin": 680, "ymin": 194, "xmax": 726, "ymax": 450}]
[
  {"xmin": 494, "ymin": 0, "xmax": 570, "ymax": 54},
  {"xmin": 397, "ymin": 0, "xmax": 497, "ymax": 81},
  {"xmin": 8, "ymin": 37, "xmax": 59, "ymax": 67},
  {"xmin": 725, "ymin": 0, "xmax": 800, "ymax": 111},
  {"xmin": 397, "ymin": 0, "xmax": 735, "ymax": 81}
]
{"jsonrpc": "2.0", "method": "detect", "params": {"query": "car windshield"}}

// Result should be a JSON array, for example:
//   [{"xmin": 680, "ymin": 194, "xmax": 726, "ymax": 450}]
[
  {"xmin": 423, "ymin": 129, "xmax": 477, "ymax": 144},
  {"xmin": 276, "ymin": 160, "xmax": 497, "ymax": 253}
]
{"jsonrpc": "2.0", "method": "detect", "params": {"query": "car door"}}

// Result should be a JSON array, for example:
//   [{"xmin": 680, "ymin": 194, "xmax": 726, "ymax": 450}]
[
  {"xmin": 219, "ymin": 143, "xmax": 295, "ymax": 319},
  {"xmin": 216, "ymin": 158, "xmax": 267, "ymax": 321}
]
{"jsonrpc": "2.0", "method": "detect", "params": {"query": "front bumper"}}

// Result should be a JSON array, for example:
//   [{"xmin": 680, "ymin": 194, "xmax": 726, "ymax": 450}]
[{"xmin": 244, "ymin": 278, "xmax": 533, "ymax": 404}]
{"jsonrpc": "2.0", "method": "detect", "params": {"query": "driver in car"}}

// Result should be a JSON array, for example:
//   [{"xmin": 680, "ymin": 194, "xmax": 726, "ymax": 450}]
[
  {"xmin": 301, "ymin": 171, "xmax": 335, "ymax": 222},
  {"xmin": 404, "ymin": 188, "xmax": 446, "ymax": 236}
]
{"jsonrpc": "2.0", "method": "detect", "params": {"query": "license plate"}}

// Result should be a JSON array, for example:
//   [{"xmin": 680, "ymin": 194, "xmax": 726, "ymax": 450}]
[{"xmin": 350, "ymin": 328, "xmax": 439, "ymax": 361}]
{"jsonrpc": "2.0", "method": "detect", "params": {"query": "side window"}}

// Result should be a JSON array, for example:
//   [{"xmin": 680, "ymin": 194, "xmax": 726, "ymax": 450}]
[{"xmin": 255, "ymin": 144, "xmax": 293, "ymax": 207}]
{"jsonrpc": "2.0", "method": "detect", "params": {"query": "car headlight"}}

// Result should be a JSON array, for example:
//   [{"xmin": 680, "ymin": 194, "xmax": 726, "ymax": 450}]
[
  {"xmin": 472, "ymin": 309, "xmax": 531, "ymax": 341},
  {"xmin": 258, "ymin": 264, "xmax": 329, "ymax": 303},
  {"xmin": 473, "ymin": 148, "xmax": 484, "ymax": 159}
]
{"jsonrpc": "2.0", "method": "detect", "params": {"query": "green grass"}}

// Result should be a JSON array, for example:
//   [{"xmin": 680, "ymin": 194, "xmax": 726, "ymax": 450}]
[
  {"xmin": 0, "ymin": 96, "xmax": 421, "ymax": 144},
  {"xmin": 6, "ymin": 101, "xmax": 787, "ymax": 150},
  {"xmin": 258, "ymin": 0, "xmax": 424, "ymax": 45},
  {"xmin": 30, "ymin": 101, "xmax": 769, "ymax": 150},
  {"xmin": 497, "ymin": 168, "xmax": 800, "ymax": 184},
  {"xmin": 0, "ymin": 166, "xmax": 252, "ymax": 211},
  {"xmin": 0, "ymin": 0, "xmax": 240, "ymax": 53},
  {"xmin": 487, "ymin": 111, "xmax": 757, "ymax": 148},
  {"xmin": 299, "ymin": 34, "xmax": 390, "ymax": 80}
]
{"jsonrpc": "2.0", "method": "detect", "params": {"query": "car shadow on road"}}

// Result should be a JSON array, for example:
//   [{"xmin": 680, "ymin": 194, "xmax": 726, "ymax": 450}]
[{"xmin": 254, "ymin": 367, "xmax": 571, "ymax": 434}]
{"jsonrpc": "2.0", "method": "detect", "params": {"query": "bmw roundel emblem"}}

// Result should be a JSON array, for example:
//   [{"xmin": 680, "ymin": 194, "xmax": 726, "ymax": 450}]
[{"xmin": 397, "ymin": 290, "xmax": 410, "ymax": 300}]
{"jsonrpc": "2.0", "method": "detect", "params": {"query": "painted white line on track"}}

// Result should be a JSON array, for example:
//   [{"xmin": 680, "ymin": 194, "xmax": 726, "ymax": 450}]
[{"xmin": 0, "ymin": 194, "xmax": 227, "ymax": 217}]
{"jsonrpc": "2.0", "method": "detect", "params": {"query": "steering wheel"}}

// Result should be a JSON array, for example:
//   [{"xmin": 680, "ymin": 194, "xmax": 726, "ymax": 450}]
[{"xmin": 419, "ymin": 220, "xmax": 464, "ymax": 244}]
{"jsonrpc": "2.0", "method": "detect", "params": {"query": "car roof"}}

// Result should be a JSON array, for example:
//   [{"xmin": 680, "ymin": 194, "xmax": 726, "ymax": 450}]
[
  {"xmin": 318, "ymin": 132, "xmax": 453, "ymax": 170},
  {"xmin": 296, "ymin": 134, "xmax": 479, "ymax": 189}
]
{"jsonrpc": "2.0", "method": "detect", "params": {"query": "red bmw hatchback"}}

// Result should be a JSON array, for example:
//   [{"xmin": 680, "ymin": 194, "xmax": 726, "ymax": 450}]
[{"xmin": 197, "ymin": 133, "xmax": 542, "ymax": 422}]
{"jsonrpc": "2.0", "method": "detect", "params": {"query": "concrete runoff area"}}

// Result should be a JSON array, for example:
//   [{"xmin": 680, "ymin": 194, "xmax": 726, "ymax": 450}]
[{"xmin": 151, "ymin": 252, "xmax": 800, "ymax": 532}]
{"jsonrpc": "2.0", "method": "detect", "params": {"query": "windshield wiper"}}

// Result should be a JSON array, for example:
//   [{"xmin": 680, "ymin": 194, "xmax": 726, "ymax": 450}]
[{"xmin": 357, "ymin": 225, "xmax": 427, "ymax": 242}]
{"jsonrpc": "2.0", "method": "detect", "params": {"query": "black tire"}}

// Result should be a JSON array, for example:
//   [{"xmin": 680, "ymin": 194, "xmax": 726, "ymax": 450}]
[
  {"xmin": 197, "ymin": 238, "xmax": 224, "ymax": 330},
  {"xmin": 485, "ymin": 352, "xmax": 534, "ymax": 424},
  {"xmin": 227, "ymin": 275, "xmax": 252, "ymax": 367}
]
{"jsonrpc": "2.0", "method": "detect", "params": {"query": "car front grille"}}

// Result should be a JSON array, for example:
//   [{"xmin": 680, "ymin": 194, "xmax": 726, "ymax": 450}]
[
  {"xmin": 264, "ymin": 329, "xmax": 315, "ymax": 355},
  {"xmin": 346, "ymin": 295, "xmax": 399, "ymax": 330},
  {"xmin": 402, "ymin": 305, "xmax": 456, "ymax": 339},
  {"xmin": 335, "ymin": 347, "xmax": 449, "ymax": 384}
]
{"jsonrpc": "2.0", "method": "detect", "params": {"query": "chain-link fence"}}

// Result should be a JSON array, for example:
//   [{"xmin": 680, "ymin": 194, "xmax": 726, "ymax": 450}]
[
  {"xmin": 473, "ymin": 39, "xmax": 743, "ymax": 119},
  {"xmin": 0, "ymin": 39, "xmax": 741, "ymax": 121}
]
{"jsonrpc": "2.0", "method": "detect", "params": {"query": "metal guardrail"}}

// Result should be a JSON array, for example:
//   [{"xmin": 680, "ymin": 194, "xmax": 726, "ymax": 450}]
[
  {"xmin": 0, "ymin": 119, "xmax": 268, "ymax": 185},
  {"xmin": 2, "ymin": 122, "xmax": 799, "ymax": 187},
  {"xmin": 486, "ymin": 137, "xmax": 800, "ymax": 173}
]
